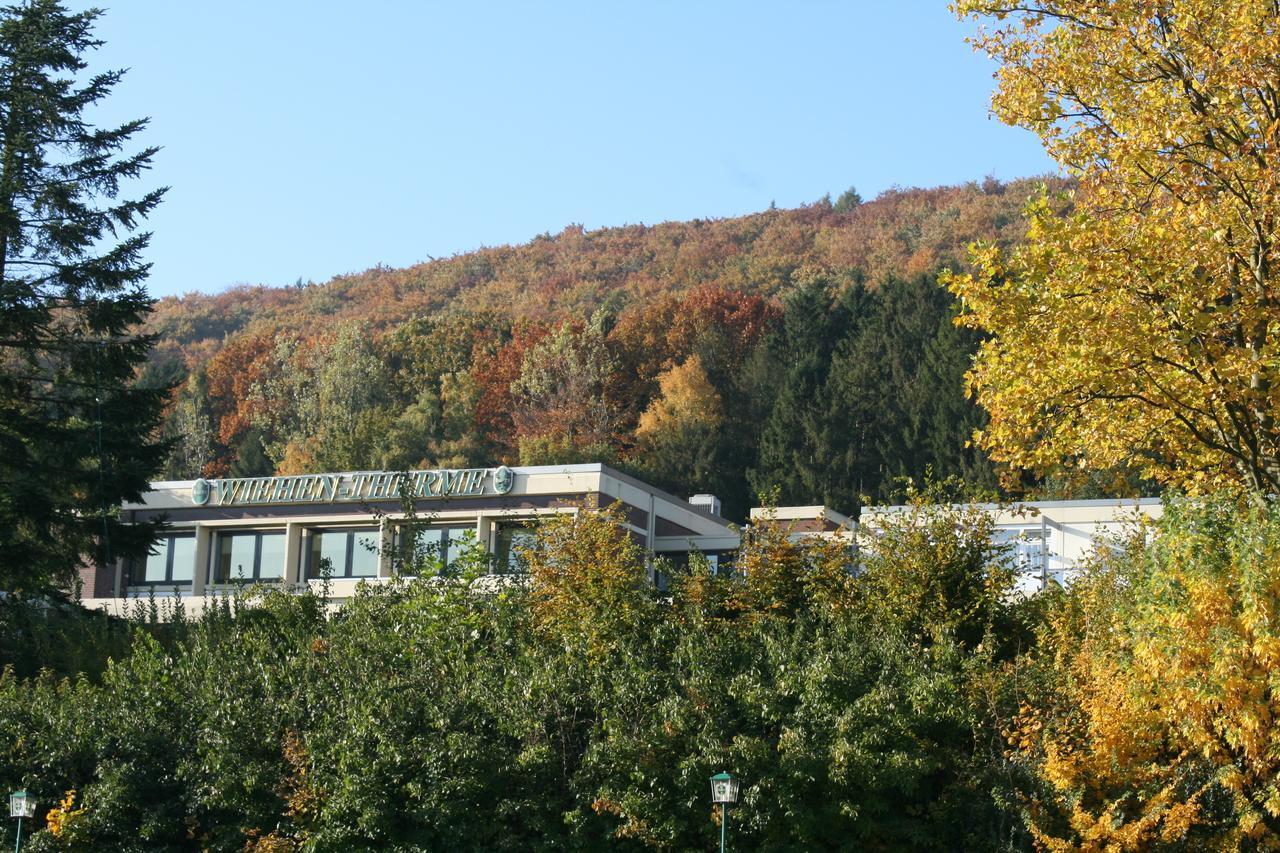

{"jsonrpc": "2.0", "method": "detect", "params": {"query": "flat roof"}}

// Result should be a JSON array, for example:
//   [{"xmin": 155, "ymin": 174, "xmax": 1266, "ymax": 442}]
[
  {"xmin": 749, "ymin": 505, "xmax": 855, "ymax": 527},
  {"xmin": 143, "ymin": 463, "xmax": 728, "ymax": 524},
  {"xmin": 868, "ymin": 496, "xmax": 1161, "ymax": 513}
]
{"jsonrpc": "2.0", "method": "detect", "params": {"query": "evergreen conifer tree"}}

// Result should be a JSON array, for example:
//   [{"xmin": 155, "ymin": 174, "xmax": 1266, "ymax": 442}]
[
  {"xmin": 826, "ymin": 274, "xmax": 993, "ymax": 499},
  {"xmin": 750, "ymin": 277, "xmax": 875, "ymax": 512},
  {"xmin": 0, "ymin": 1, "xmax": 168, "ymax": 595},
  {"xmin": 825, "ymin": 281, "xmax": 891, "ymax": 503}
]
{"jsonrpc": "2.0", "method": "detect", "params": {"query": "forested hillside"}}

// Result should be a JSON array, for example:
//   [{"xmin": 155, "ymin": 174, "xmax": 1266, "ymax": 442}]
[{"xmin": 148, "ymin": 177, "xmax": 1072, "ymax": 519}]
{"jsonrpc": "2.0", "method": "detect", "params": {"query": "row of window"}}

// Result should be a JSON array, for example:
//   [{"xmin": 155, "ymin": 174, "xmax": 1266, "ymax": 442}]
[{"xmin": 129, "ymin": 523, "xmax": 534, "ymax": 587}]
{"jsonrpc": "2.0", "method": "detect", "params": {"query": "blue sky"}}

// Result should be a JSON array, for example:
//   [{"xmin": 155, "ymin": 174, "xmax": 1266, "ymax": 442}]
[{"xmin": 75, "ymin": 2, "xmax": 1057, "ymax": 298}]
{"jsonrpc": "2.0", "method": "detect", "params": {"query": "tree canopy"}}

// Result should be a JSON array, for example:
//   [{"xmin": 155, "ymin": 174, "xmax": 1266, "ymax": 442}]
[
  {"xmin": 0, "ymin": 0, "xmax": 168, "ymax": 595},
  {"xmin": 948, "ymin": 0, "xmax": 1280, "ymax": 494}
]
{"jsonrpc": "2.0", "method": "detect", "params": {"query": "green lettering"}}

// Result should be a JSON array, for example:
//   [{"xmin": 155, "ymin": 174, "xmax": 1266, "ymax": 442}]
[
  {"xmin": 271, "ymin": 478, "xmax": 290, "ymax": 501},
  {"xmin": 215, "ymin": 479, "xmax": 239, "ymax": 505},
  {"xmin": 385, "ymin": 473, "xmax": 405, "ymax": 499},
  {"xmin": 322, "ymin": 475, "xmax": 341, "ymax": 501}
]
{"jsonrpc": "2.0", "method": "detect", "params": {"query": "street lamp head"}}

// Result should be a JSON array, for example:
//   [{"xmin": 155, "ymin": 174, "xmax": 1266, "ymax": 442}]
[
  {"xmin": 9, "ymin": 789, "xmax": 35, "ymax": 818},
  {"xmin": 710, "ymin": 771, "xmax": 739, "ymax": 804}
]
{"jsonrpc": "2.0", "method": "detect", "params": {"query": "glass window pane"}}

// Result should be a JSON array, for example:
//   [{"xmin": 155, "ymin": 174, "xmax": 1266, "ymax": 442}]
[
  {"xmin": 444, "ymin": 526, "xmax": 473, "ymax": 567},
  {"xmin": 351, "ymin": 532, "xmax": 380, "ymax": 577},
  {"xmin": 257, "ymin": 532, "xmax": 286, "ymax": 580},
  {"xmin": 307, "ymin": 535, "xmax": 322, "ymax": 579},
  {"xmin": 219, "ymin": 533, "xmax": 256, "ymax": 583},
  {"xmin": 143, "ymin": 543, "xmax": 168, "ymax": 582},
  {"xmin": 412, "ymin": 527, "xmax": 444, "ymax": 565},
  {"xmin": 495, "ymin": 524, "xmax": 535, "ymax": 573},
  {"xmin": 312, "ymin": 530, "xmax": 349, "ymax": 578},
  {"xmin": 170, "ymin": 536, "xmax": 196, "ymax": 583}
]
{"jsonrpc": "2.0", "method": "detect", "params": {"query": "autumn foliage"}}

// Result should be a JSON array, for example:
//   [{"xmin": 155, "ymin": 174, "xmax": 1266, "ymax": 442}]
[
  {"xmin": 950, "ymin": 0, "xmax": 1280, "ymax": 494},
  {"xmin": 1009, "ymin": 498, "xmax": 1280, "ymax": 849},
  {"xmin": 141, "ymin": 179, "xmax": 1062, "ymax": 505},
  {"xmin": 150, "ymin": 179, "xmax": 1027, "ymax": 516}
]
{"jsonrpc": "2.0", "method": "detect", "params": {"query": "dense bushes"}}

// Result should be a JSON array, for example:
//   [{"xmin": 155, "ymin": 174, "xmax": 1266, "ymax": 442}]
[
  {"xmin": 1010, "ymin": 497, "xmax": 1280, "ymax": 849},
  {"xmin": 0, "ymin": 500, "xmax": 1032, "ymax": 851},
  {"xmin": 23, "ymin": 495, "xmax": 1280, "ymax": 849}
]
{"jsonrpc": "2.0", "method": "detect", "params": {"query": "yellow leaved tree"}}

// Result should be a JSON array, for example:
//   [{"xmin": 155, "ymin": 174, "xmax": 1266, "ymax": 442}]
[
  {"xmin": 523, "ymin": 502, "xmax": 655, "ymax": 659},
  {"xmin": 1015, "ymin": 500, "xmax": 1280, "ymax": 848},
  {"xmin": 946, "ymin": 1, "xmax": 1280, "ymax": 493},
  {"xmin": 634, "ymin": 354, "xmax": 723, "ymax": 444}
]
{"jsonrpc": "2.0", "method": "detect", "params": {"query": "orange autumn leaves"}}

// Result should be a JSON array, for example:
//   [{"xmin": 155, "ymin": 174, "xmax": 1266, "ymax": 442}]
[
  {"xmin": 1012, "ymin": 500, "xmax": 1280, "ymax": 849},
  {"xmin": 194, "ymin": 286, "xmax": 776, "ymax": 477}
]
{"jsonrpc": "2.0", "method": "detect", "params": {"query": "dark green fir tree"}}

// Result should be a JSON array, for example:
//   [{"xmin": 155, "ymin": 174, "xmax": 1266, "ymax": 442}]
[
  {"xmin": 749, "ymin": 276, "xmax": 877, "ymax": 514},
  {"xmin": 0, "ymin": 1, "xmax": 169, "ymax": 596},
  {"xmin": 873, "ymin": 273, "xmax": 992, "ymax": 492}
]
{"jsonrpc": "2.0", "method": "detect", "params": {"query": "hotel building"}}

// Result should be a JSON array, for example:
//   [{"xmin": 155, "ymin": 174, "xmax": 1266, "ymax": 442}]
[
  {"xmin": 75, "ymin": 462, "xmax": 1163, "ymax": 613},
  {"xmin": 78, "ymin": 463, "xmax": 740, "ymax": 613}
]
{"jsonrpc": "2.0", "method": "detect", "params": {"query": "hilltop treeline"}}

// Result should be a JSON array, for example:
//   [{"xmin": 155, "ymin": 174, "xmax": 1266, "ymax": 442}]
[{"xmin": 151, "ymin": 178, "xmax": 1070, "ymax": 516}]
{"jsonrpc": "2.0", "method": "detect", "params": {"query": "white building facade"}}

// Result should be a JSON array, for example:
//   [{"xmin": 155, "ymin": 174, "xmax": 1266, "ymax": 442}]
[
  {"xmin": 79, "ymin": 464, "xmax": 739, "ymax": 614},
  {"xmin": 76, "ymin": 462, "xmax": 1164, "ymax": 613}
]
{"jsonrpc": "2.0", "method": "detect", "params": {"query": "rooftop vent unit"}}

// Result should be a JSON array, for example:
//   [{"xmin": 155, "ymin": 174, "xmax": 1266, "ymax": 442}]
[{"xmin": 689, "ymin": 494, "xmax": 721, "ymax": 516}]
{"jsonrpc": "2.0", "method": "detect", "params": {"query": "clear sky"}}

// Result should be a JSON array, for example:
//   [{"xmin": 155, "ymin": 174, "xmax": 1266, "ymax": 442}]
[{"xmin": 73, "ymin": 2, "xmax": 1058, "ymax": 298}]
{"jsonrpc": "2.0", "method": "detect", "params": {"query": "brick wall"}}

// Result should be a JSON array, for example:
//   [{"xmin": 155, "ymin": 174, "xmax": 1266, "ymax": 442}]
[{"xmin": 75, "ymin": 559, "xmax": 116, "ymax": 598}]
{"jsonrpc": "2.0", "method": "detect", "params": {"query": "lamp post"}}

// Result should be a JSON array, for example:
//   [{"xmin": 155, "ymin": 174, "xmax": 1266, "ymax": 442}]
[
  {"xmin": 709, "ymin": 771, "xmax": 739, "ymax": 853},
  {"xmin": 8, "ymin": 791, "xmax": 34, "ymax": 853}
]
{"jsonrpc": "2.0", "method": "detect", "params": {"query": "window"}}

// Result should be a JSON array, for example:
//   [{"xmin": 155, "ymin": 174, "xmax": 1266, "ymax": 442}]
[
  {"xmin": 493, "ymin": 521, "xmax": 536, "ymax": 573},
  {"xmin": 995, "ymin": 525, "xmax": 1054, "ymax": 595},
  {"xmin": 994, "ymin": 527, "xmax": 1046, "ymax": 575},
  {"xmin": 307, "ymin": 528, "xmax": 381, "ymax": 579},
  {"xmin": 395, "ymin": 524, "xmax": 475, "ymax": 573},
  {"xmin": 130, "ymin": 533, "xmax": 196, "ymax": 587},
  {"xmin": 212, "ymin": 530, "xmax": 287, "ymax": 584}
]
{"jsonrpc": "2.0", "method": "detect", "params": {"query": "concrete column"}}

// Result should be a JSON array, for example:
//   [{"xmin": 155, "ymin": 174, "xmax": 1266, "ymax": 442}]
[
  {"xmin": 476, "ymin": 515, "xmax": 494, "ymax": 555},
  {"xmin": 192, "ymin": 524, "xmax": 211, "ymax": 595},
  {"xmin": 1040, "ymin": 515, "xmax": 1049, "ymax": 592},
  {"xmin": 283, "ymin": 522, "xmax": 303, "ymax": 586},
  {"xmin": 378, "ymin": 518, "xmax": 394, "ymax": 577},
  {"xmin": 298, "ymin": 528, "xmax": 313, "ymax": 583},
  {"xmin": 646, "ymin": 494, "xmax": 657, "ymax": 584}
]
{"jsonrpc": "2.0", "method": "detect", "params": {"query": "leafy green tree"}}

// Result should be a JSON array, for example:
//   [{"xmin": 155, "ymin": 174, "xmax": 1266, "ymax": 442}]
[
  {"xmin": 376, "ymin": 378, "xmax": 484, "ymax": 471},
  {"xmin": 164, "ymin": 369, "xmax": 215, "ymax": 479},
  {"xmin": 0, "ymin": 499, "xmax": 1038, "ymax": 851},
  {"xmin": 511, "ymin": 313, "xmax": 620, "ymax": 464},
  {"xmin": 0, "ymin": 0, "xmax": 168, "ymax": 595},
  {"xmin": 297, "ymin": 325, "xmax": 392, "ymax": 472},
  {"xmin": 376, "ymin": 312, "xmax": 496, "ymax": 469},
  {"xmin": 227, "ymin": 427, "xmax": 272, "ymax": 478},
  {"xmin": 834, "ymin": 186, "xmax": 863, "ymax": 212}
]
